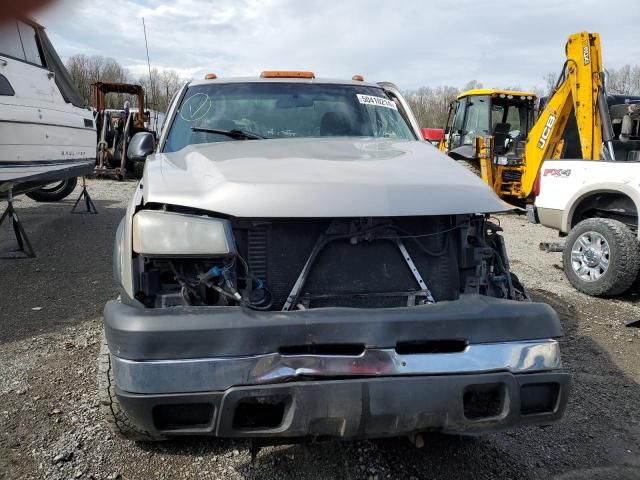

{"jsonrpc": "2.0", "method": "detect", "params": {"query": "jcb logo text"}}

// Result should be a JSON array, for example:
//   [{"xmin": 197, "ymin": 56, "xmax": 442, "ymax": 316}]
[{"xmin": 537, "ymin": 114, "xmax": 556, "ymax": 149}]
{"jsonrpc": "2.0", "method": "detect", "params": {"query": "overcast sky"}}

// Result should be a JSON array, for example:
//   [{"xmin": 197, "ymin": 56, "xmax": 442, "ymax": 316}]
[{"xmin": 37, "ymin": 0, "xmax": 640, "ymax": 92}]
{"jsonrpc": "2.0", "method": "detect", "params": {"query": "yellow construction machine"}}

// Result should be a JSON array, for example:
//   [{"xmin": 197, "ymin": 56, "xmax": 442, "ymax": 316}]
[{"xmin": 439, "ymin": 32, "xmax": 615, "ymax": 206}]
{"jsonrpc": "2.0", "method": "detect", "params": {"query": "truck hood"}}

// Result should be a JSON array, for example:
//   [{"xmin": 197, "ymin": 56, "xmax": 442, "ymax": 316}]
[{"xmin": 142, "ymin": 137, "xmax": 508, "ymax": 217}]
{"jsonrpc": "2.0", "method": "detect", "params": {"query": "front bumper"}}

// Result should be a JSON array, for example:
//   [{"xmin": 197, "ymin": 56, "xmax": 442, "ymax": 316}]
[
  {"xmin": 117, "ymin": 372, "xmax": 569, "ymax": 439},
  {"xmin": 105, "ymin": 294, "xmax": 563, "ymax": 360},
  {"xmin": 104, "ymin": 295, "xmax": 570, "ymax": 439}
]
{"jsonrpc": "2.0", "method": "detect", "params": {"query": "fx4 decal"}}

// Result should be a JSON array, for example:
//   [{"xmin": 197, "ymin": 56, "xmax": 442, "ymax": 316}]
[{"xmin": 543, "ymin": 168, "xmax": 572, "ymax": 178}]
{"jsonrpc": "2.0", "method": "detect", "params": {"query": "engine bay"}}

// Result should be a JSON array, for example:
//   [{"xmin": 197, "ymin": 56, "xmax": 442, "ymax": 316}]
[{"xmin": 132, "ymin": 211, "xmax": 528, "ymax": 310}]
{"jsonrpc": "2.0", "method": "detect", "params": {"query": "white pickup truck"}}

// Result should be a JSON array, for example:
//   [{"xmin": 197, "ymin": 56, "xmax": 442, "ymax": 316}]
[{"xmin": 531, "ymin": 160, "xmax": 640, "ymax": 296}]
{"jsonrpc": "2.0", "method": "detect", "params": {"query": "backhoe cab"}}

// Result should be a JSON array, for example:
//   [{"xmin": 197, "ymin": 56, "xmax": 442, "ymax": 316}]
[
  {"xmin": 440, "ymin": 89, "xmax": 536, "ymax": 204},
  {"xmin": 440, "ymin": 32, "xmax": 615, "ymax": 207},
  {"xmin": 442, "ymin": 89, "xmax": 536, "ymax": 164}
]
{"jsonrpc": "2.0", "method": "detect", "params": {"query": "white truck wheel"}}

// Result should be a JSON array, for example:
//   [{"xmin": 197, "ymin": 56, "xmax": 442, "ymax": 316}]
[{"xmin": 563, "ymin": 218, "xmax": 640, "ymax": 296}]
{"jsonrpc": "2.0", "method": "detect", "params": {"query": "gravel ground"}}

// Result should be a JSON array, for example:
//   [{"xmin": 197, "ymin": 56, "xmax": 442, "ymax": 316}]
[{"xmin": 1, "ymin": 179, "xmax": 639, "ymax": 479}]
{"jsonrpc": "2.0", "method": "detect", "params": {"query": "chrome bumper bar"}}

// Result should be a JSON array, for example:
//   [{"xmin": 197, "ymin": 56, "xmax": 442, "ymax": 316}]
[{"xmin": 112, "ymin": 339, "xmax": 562, "ymax": 395}]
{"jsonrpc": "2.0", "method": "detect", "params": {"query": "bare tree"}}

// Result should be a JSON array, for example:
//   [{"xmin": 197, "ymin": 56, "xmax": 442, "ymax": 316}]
[
  {"xmin": 543, "ymin": 72, "xmax": 557, "ymax": 95},
  {"xmin": 463, "ymin": 80, "xmax": 483, "ymax": 91},
  {"xmin": 405, "ymin": 81, "xmax": 491, "ymax": 129},
  {"xmin": 65, "ymin": 54, "xmax": 131, "ymax": 107},
  {"xmin": 404, "ymin": 86, "xmax": 460, "ymax": 128},
  {"xmin": 66, "ymin": 54, "xmax": 185, "ymax": 112},
  {"xmin": 607, "ymin": 64, "xmax": 640, "ymax": 95},
  {"xmin": 138, "ymin": 68, "xmax": 184, "ymax": 113}
]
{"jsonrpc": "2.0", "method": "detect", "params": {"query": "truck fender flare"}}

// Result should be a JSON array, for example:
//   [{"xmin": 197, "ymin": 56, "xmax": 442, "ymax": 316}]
[{"xmin": 562, "ymin": 182, "xmax": 640, "ymax": 237}]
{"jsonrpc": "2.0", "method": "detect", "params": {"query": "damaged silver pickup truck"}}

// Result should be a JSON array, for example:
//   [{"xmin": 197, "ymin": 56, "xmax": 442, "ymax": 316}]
[{"xmin": 100, "ymin": 72, "xmax": 570, "ymax": 442}]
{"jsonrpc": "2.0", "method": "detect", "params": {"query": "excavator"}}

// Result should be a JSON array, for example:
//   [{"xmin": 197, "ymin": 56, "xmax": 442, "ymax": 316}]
[{"xmin": 438, "ymin": 32, "xmax": 615, "ymax": 207}]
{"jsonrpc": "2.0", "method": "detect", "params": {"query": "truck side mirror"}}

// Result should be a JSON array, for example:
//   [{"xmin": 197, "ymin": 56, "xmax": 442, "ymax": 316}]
[{"xmin": 127, "ymin": 132, "xmax": 155, "ymax": 162}]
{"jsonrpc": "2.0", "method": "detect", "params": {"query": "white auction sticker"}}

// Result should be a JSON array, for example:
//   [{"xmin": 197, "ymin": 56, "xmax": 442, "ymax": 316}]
[{"xmin": 357, "ymin": 94, "xmax": 398, "ymax": 111}]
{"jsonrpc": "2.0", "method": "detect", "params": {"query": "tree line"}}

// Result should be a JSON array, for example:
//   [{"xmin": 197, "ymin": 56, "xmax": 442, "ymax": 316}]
[
  {"xmin": 65, "ymin": 54, "xmax": 184, "ymax": 112},
  {"xmin": 403, "ymin": 80, "xmax": 485, "ymax": 130},
  {"xmin": 606, "ymin": 65, "xmax": 640, "ymax": 97},
  {"xmin": 404, "ymin": 66, "xmax": 640, "ymax": 129},
  {"xmin": 65, "ymin": 54, "xmax": 640, "ymax": 129}
]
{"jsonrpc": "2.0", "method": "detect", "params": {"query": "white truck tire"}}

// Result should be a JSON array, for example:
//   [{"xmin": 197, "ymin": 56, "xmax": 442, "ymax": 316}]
[{"xmin": 563, "ymin": 218, "xmax": 640, "ymax": 297}]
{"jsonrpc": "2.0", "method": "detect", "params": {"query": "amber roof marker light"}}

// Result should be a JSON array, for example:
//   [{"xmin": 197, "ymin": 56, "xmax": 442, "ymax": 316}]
[
  {"xmin": 352, "ymin": 75, "xmax": 364, "ymax": 81},
  {"xmin": 204, "ymin": 73, "xmax": 218, "ymax": 80},
  {"xmin": 260, "ymin": 71, "xmax": 315, "ymax": 79}
]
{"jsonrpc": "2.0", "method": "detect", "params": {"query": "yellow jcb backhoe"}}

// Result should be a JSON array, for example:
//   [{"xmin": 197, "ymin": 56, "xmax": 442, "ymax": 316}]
[{"xmin": 439, "ymin": 32, "xmax": 615, "ymax": 206}]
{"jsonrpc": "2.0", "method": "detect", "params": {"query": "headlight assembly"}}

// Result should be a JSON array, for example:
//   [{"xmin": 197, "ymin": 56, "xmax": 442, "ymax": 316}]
[{"xmin": 132, "ymin": 210, "xmax": 236, "ymax": 257}]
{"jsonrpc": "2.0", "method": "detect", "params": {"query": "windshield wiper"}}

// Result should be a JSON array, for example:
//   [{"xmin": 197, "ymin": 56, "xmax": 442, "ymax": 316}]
[{"xmin": 191, "ymin": 126, "xmax": 266, "ymax": 140}]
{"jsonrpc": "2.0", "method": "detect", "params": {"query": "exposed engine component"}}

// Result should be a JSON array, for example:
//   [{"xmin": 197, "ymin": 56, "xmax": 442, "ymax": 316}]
[{"xmin": 132, "ymin": 210, "xmax": 527, "ymax": 310}]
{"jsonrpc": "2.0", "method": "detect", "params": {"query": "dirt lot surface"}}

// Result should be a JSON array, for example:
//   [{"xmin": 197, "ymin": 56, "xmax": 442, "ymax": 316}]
[{"xmin": 1, "ymin": 179, "xmax": 639, "ymax": 479}]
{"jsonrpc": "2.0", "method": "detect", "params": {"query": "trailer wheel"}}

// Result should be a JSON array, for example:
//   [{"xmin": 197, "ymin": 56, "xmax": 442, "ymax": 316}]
[
  {"xmin": 98, "ymin": 333, "xmax": 163, "ymax": 442},
  {"xmin": 25, "ymin": 178, "xmax": 78, "ymax": 202},
  {"xmin": 563, "ymin": 218, "xmax": 640, "ymax": 296}
]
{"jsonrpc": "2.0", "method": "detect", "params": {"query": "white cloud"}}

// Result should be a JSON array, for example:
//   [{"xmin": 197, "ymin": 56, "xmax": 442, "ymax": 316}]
[{"xmin": 37, "ymin": 0, "xmax": 640, "ymax": 91}]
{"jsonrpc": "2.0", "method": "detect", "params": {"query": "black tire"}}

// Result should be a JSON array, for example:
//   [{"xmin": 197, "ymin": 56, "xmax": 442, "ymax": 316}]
[
  {"xmin": 26, "ymin": 177, "xmax": 78, "ymax": 202},
  {"xmin": 563, "ymin": 218, "xmax": 640, "ymax": 297},
  {"xmin": 457, "ymin": 159, "xmax": 481, "ymax": 177},
  {"xmin": 133, "ymin": 161, "xmax": 145, "ymax": 179},
  {"xmin": 509, "ymin": 271, "xmax": 531, "ymax": 301},
  {"xmin": 98, "ymin": 334, "xmax": 164, "ymax": 441}
]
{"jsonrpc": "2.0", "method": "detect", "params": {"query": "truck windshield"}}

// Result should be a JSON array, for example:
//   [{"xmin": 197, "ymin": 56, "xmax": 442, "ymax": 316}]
[{"xmin": 163, "ymin": 82, "xmax": 415, "ymax": 152}]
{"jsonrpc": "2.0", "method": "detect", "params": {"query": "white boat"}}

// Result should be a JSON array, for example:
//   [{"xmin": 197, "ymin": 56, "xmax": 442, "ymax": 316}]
[{"xmin": 0, "ymin": 18, "xmax": 95, "ymax": 200}]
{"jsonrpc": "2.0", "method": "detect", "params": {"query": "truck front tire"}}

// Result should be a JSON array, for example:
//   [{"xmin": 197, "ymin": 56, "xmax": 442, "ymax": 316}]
[
  {"xmin": 98, "ymin": 334, "xmax": 163, "ymax": 442},
  {"xmin": 563, "ymin": 218, "xmax": 640, "ymax": 297}
]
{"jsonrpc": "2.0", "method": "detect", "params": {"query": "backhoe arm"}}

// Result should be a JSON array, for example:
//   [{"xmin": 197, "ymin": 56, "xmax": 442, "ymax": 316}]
[{"xmin": 520, "ymin": 32, "xmax": 612, "ymax": 197}]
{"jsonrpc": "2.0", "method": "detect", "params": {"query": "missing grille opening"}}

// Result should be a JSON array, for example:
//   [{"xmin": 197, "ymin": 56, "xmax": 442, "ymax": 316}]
[
  {"xmin": 395, "ymin": 340, "xmax": 467, "ymax": 354},
  {"xmin": 233, "ymin": 396, "xmax": 289, "ymax": 430},
  {"xmin": 521, "ymin": 383, "xmax": 560, "ymax": 415},
  {"xmin": 279, "ymin": 344, "xmax": 366, "ymax": 356}
]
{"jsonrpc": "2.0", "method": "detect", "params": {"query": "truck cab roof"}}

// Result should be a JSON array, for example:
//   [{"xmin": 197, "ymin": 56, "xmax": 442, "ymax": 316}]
[{"xmin": 189, "ymin": 75, "xmax": 384, "ymax": 89}]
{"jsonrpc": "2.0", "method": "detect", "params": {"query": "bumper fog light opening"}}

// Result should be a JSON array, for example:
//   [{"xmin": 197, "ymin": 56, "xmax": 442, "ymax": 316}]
[
  {"xmin": 463, "ymin": 383, "xmax": 507, "ymax": 420},
  {"xmin": 233, "ymin": 396, "xmax": 290, "ymax": 430},
  {"xmin": 520, "ymin": 382, "xmax": 560, "ymax": 416},
  {"xmin": 152, "ymin": 403, "xmax": 214, "ymax": 430}
]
